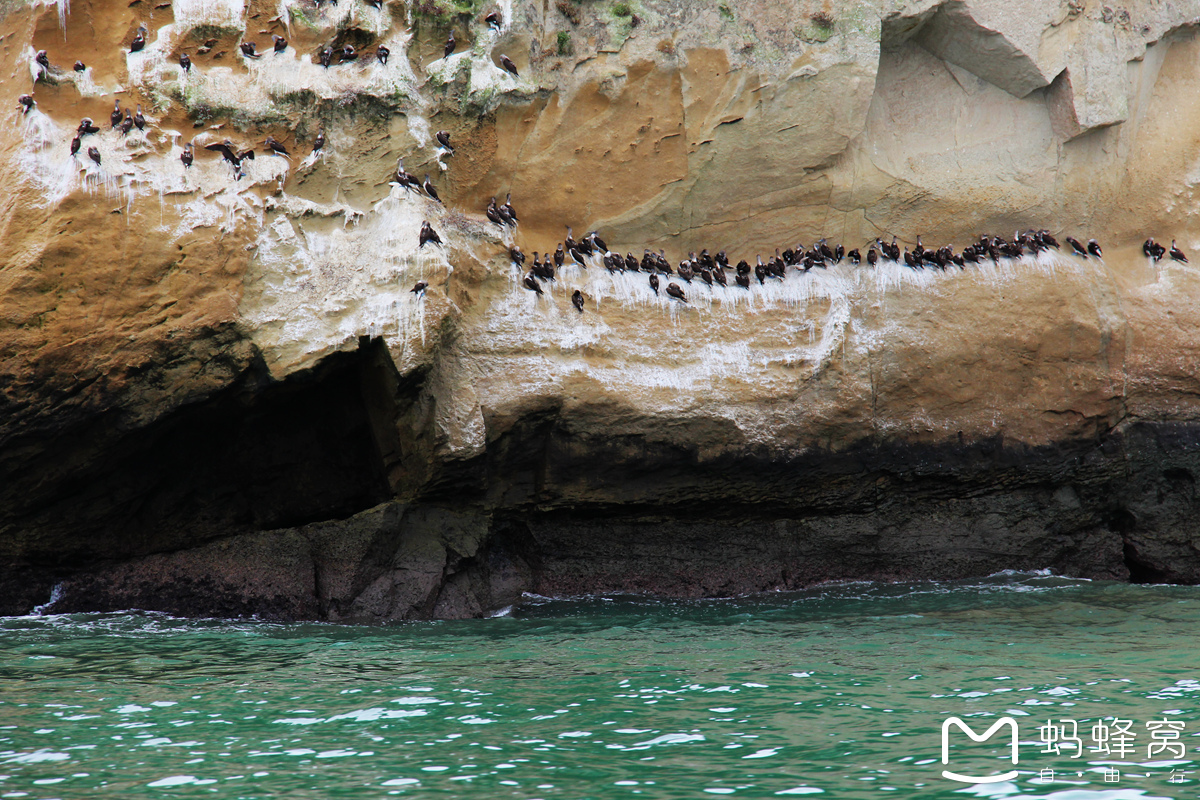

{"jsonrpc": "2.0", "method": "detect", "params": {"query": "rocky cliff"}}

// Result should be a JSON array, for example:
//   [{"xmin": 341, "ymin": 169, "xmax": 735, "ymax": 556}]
[{"xmin": 3, "ymin": 0, "xmax": 1200, "ymax": 620}]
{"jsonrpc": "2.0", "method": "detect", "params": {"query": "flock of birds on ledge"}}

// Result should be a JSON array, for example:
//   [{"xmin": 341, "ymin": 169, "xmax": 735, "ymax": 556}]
[{"xmin": 14, "ymin": 17, "xmax": 1194, "ymax": 316}]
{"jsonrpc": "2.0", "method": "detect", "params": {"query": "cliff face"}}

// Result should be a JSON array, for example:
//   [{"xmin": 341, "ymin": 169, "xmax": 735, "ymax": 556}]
[{"xmin": 4, "ymin": 0, "xmax": 1200, "ymax": 620}]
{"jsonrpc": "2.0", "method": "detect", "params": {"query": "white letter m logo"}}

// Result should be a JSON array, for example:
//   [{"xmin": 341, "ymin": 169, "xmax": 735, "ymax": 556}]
[{"xmin": 941, "ymin": 716, "xmax": 1020, "ymax": 784}]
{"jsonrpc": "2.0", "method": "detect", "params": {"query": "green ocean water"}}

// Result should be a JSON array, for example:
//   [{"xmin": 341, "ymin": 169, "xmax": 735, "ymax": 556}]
[{"xmin": 1, "ymin": 573, "xmax": 1198, "ymax": 799}]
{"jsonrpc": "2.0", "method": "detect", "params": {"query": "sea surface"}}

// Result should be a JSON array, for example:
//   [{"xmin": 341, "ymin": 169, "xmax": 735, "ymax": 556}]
[{"xmin": 1, "ymin": 573, "xmax": 1198, "ymax": 799}]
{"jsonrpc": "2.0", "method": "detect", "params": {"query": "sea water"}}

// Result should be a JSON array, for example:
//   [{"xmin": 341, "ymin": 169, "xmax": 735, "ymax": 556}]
[{"xmin": 1, "ymin": 573, "xmax": 1197, "ymax": 799}]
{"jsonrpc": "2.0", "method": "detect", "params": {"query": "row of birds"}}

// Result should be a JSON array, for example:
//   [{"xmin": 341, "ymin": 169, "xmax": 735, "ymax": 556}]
[{"xmin": 408, "ymin": 223, "xmax": 1191, "ymax": 313}]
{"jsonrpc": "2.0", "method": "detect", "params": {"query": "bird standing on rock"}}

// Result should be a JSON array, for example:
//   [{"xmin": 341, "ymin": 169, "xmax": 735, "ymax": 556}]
[
  {"xmin": 273, "ymin": 35, "xmax": 288, "ymax": 53},
  {"xmin": 411, "ymin": 281, "xmax": 428, "ymax": 294},
  {"xmin": 265, "ymin": 136, "xmax": 290, "ymax": 157},
  {"xmin": 376, "ymin": 46, "xmax": 390, "ymax": 65},
  {"xmin": 69, "ymin": 136, "xmax": 80, "ymax": 158},
  {"xmin": 77, "ymin": 117, "xmax": 99, "ymax": 135},
  {"xmin": 74, "ymin": 60, "xmax": 85, "ymax": 71},
  {"xmin": 110, "ymin": 99, "xmax": 122, "ymax": 128},
  {"xmin": 572, "ymin": 290, "xmax": 585, "ymax": 312},
  {"xmin": 340, "ymin": 45, "xmax": 358, "ymax": 62},
  {"xmin": 1087, "ymin": 239, "xmax": 1103, "ymax": 258},
  {"xmin": 666, "ymin": 282, "xmax": 687, "ymax": 303},
  {"xmin": 1171, "ymin": 240, "xmax": 1188, "ymax": 263},
  {"xmin": 130, "ymin": 26, "xmax": 146, "ymax": 52},
  {"xmin": 87, "ymin": 146, "xmax": 101, "ymax": 166},
  {"xmin": 1065, "ymin": 237, "xmax": 1088, "ymax": 257},
  {"xmin": 240, "ymin": 41, "xmax": 261, "ymax": 58},
  {"xmin": 35, "ymin": 50, "xmax": 49, "ymax": 72},
  {"xmin": 312, "ymin": 130, "xmax": 325, "ymax": 154},
  {"xmin": 436, "ymin": 130, "xmax": 453, "ymax": 154},
  {"xmin": 319, "ymin": 46, "xmax": 333, "ymax": 68},
  {"xmin": 523, "ymin": 273, "xmax": 543, "ymax": 294},
  {"xmin": 649, "ymin": 273, "xmax": 660, "ymax": 295},
  {"xmin": 179, "ymin": 52, "xmax": 191, "ymax": 72},
  {"xmin": 119, "ymin": 111, "xmax": 133, "ymax": 136},
  {"xmin": 423, "ymin": 174, "xmax": 441, "ymax": 203},
  {"xmin": 181, "ymin": 142, "xmax": 193, "ymax": 168},
  {"xmin": 444, "ymin": 30, "xmax": 456, "ymax": 59},
  {"xmin": 18, "ymin": 94, "xmax": 35, "ymax": 114},
  {"xmin": 485, "ymin": 11, "xmax": 501, "ymax": 29},
  {"xmin": 419, "ymin": 220, "xmax": 442, "ymax": 247},
  {"xmin": 499, "ymin": 54, "xmax": 518, "ymax": 76},
  {"xmin": 133, "ymin": 105, "xmax": 145, "ymax": 131}
]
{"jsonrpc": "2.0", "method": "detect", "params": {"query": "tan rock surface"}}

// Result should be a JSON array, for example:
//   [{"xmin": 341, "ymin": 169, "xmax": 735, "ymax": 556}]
[{"xmin": 4, "ymin": 0, "xmax": 1200, "ymax": 617}]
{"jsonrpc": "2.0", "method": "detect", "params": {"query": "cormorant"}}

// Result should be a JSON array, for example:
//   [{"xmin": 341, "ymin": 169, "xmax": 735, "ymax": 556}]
[
  {"xmin": 499, "ymin": 54, "xmax": 518, "ymax": 76},
  {"xmin": 1171, "ymin": 240, "xmax": 1188, "ymax": 263},
  {"xmin": 572, "ymin": 290, "xmax": 585, "ymax": 312},
  {"xmin": 423, "ymin": 174, "xmax": 441, "ymax": 203},
  {"xmin": 523, "ymin": 273, "xmax": 543, "ymax": 294},
  {"xmin": 445, "ymin": 30, "xmax": 456, "ymax": 59},
  {"xmin": 419, "ymin": 220, "xmax": 442, "ymax": 247}
]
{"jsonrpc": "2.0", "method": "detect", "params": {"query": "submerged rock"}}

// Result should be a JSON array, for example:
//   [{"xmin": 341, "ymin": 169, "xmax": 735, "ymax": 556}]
[{"xmin": 4, "ymin": 0, "xmax": 1200, "ymax": 619}]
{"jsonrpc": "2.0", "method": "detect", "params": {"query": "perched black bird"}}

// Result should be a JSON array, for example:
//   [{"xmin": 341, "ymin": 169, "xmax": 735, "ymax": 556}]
[
  {"xmin": 133, "ymin": 105, "xmax": 145, "ymax": 131},
  {"xmin": 110, "ymin": 99, "xmax": 122, "ymax": 128},
  {"xmin": 73, "ymin": 60, "xmax": 85, "ymax": 72},
  {"xmin": 587, "ymin": 230, "xmax": 606, "ymax": 251},
  {"xmin": 240, "ymin": 41, "xmax": 261, "ymax": 58},
  {"xmin": 713, "ymin": 266, "xmax": 727, "ymax": 286},
  {"xmin": 205, "ymin": 138, "xmax": 244, "ymax": 166},
  {"xmin": 436, "ymin": 130, "xmax": 453, "ymax": 154},
  {"xmin": 666, "ymin": 282, "xmax": 687, "ymax": 303},
  {"xmin": 318, "ymin": 46, "xmax": 333, "ymax": 68},
  {"xmin": 423, "ymin": 174, "xmax": 441, "ymax": 203},
  {"xmin": 509, "ymin": 245, "xmax": 525, "ymax": 266},
  {"xmin": 375, "ymin": 46, "xmax": 390, "ymax": 65},
  {"xmin": 1171, "ymin": 240, "xmax": 1188, "ymax": 263},
  {"xmin": 848, "ymin": 248, "xmax": 861, "ymax": 265},
  {"xmin": 87, "ymin": 146, "xmax": 101, "ymax": 165},
  {"xmin": 499, "ymin": 54, "xmax": 518, "ymax": 76},
  {"xmin": 572, "ymin": 290, "xmax": 585, "ymax": 313},
  {"xmin": 1065, "ymin": 237, "xmax": 1088, "ymax": 257},
  {"xmin": 735, "ymin": 272, "xmax": 750, "ymax": 289},
  {"xmin": 444, "ymin": 30, "xmax": 456, "ymax": 59},
  {"xmin": 523, "ymin": 273, "xmax": 543, "ymax": 294},
  {"xmin": 649, "ymin": 273, "xmax": 660, "ymax": 295},
  {"xmin": 181, "ymin": 142, "xmax": 193, "ymax": 168},
  {"xmin": 119, "ymin": 111, "xmax": 133, "ymax": 136},
  {"xmin": 69, "ymin": 135, "xmax": 80, "ymax": 157},
  {"xmin": 1087, "ymin": 239, "xmax": 1103, "ymax": 258},
  {"xmin": 485, "ymin": 11, "xmax": 501, "ymax": 29},
  {"xmin": 130, "ymin": 27, "xmax": 147, "ymax": 53},
  {"xmin": 273, "ymin": 35, "xmax": 288, "ymax": 53},
  {"xmin": 564, "ymin": 226, "xmax": 578, "ymax": 251},
  {"xmin": 265, "ymin": 136, "xmax": 290, "ymax": 157},
  {"xmin": 411, "ymin": 281, "xmax": 428, "ymax": 294},
  {"xmin": 419, "ymin": 220, "xmax": 442, "ymax": 247},
  {"xmin": 486, "ymin": 198, "xmax": 504, "ymax": 226},
  {"xmin": 35, "ymin": 50, "xmax": 49, "ymax": 70},
  {"xmin": 554, "ymin": 243, "xmax": 565, "ymax": 268},
  {"xmin": 340, "ymin": 45, "xmax": 357, "ymax": 62},
  {"xmin": 77, "ymin": 117, "xmax": 99, "ymax": 135},
  {"xmin": 394, "ymin": 159, "xmax": 418, "ymax": 189},
  {"xmin": 500, "ymin": 192, "xmax": 517, "ymax": 224},
  {"xmin": 312, "ymin": 130, "xmax": 325, "ymax": 154},
  {"xmin": 18, "ymin": 94, "xmax": 35, "ymax": 114},
  {"xmin": 179, "ymin": 52, "xmax": 192, "ymax": 72},
  {"xmin": 365, "ymin": 0, "xmax": 382, "ymax": 8}
]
